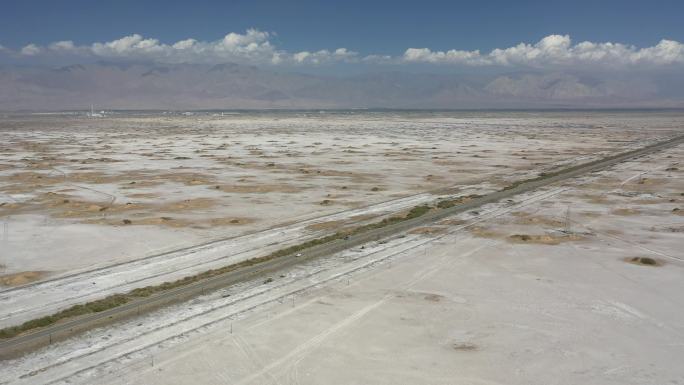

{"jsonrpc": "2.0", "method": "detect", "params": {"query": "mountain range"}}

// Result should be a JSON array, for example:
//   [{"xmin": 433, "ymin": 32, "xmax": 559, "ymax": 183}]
[{"xmin": 1, "ymin": 62, "xmax": 682, "ymax": 110}]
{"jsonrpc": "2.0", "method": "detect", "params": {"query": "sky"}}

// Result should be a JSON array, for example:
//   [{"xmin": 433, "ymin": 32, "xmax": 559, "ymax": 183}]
[
  {"xmin": 1, "ymin": 0, "xmax": 684, "ymax": 109},
  {"xmin": 1, "ymin": 0, "xmax": 683, "ymax": 68},
  {"xmin": 1, "ymin": 0, "xmax": 683, "ymax": 53}
]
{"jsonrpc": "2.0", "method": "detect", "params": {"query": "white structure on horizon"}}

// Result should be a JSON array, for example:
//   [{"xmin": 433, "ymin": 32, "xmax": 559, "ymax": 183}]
[{"xmin": 87, "ymin": 104, "xmax": 104, "ymax": 118}]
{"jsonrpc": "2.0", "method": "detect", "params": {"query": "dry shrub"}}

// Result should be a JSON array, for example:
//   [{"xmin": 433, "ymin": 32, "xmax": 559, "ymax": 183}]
[
  {"xmin": 508, "ymin": 233, "xmax": 583, "ymax": 245},
  {"xmin": 611, "ymin": 208, "xmax": 640, "ymax": 216},
  {"xmin": 625, "ymin": 257, "xmax": 663, "ymax": 267},
  {"xmin": 0, "ymin": 271, "xmax": 49, "ymax": 286},
  {"xmin": 469, "ymin": 226, "xmax": 501, "ymax": 239},
  {"xmin": 511, "ymin": 212, "xmax": 564, "ymax": 227},
  {"xmin": 452, "ymin": 343, "xmax": 478, "ymax": 351}
]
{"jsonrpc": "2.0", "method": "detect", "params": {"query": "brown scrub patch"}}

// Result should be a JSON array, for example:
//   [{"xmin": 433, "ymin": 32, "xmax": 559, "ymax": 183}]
[
  {"xmin": 0, "ymin": 271, "xmax": 49, "ymax": 286},
  {"xmin": 132, "ymin": 217, "xmax": 192, "ymax": 227},
  {"xmin": 161, "ymin": 197, "xmax": 218, "ymax": 212},
  {"xmin": 207, "ymin": 217, "xmax": 256, "ymax": 226},
  {"xmin": 508, "ymin": 233, "xmax": 584, "ymax": 245},
  {"xmin": 624, "ymin": 256, "xmax": 663, "ymax": 267},
  {"xmin": 510, "ymin": 211, "xmax": 565, "ymax": 227},
  {"xmin": 469, "ymin": 226, "xmax": 502, "ymax": 239},
  {"xmin": 452, "ymin": 343, "xmax": 478, "ymax": 351},
  {"xmin": 611, "ymin": 208, "xmax": 640, "ymax": 216},
  {"xmin": 216, "ymin": 184, "xmax": 304, "ymax": 194},
  {"xmin": 424, "ymin": 293, "xmax": 444, "ymax": 302},
  {"xmin": 437, "ymin": 218, "xmax": 466, "ymax": 226},
  {"xmin": 578, "ymin": 194, "xmax": 614, "ymax": 205},
  {"xmin": 126, "ymin": 192, "xmax": 160, "ymax": 199}
]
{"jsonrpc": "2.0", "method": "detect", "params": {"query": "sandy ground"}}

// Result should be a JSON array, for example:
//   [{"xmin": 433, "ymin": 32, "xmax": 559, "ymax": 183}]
[
  {"xmin": 0, "ymin": 191, "xmax": 446, "ymax": 329},
  {"xmin": 1, "ymin": 110, "xmax": 680, "ymax": 283},
  {"xmin": 1, "ymin": 111, "xmax": 682, "ymax": 330},
  {"xmin": 1, "ymin": 132, "xmax": 682, "ymax": 385}
]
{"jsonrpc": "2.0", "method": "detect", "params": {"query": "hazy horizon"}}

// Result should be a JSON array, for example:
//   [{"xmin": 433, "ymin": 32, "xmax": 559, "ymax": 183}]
[{"xmin": 2, "ymin": 1, "xmax": 683, "ymax": 110}]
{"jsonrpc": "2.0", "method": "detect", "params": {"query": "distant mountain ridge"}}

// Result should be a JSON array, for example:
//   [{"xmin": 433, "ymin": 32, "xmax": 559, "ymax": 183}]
[{"xmin": 0, "ymin": 62, "xmax": 681, "ymax": 110}]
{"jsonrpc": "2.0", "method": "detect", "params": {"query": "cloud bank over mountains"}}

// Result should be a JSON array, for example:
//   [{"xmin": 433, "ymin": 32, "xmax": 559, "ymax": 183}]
[
  {"xmin": 1, "ymin": 30, "xmax": 683, "ymax": 110},
  {"xmin": 4, "ymin": 29, "xmax": 361, "ymax": 66},
  {"xmin": 2, "ymin": 30, "xmax": 683, "ymax": 70},
  {"xmin": 404, "ymin": 35, "xmax": 684, "ymax": 68}
]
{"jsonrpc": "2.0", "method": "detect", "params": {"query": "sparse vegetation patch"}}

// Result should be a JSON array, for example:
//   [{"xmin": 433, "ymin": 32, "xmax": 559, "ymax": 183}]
[
  {"xmin": 508, "ymin": 233, "xmax": 583, "ymax": 245},
  {"xmin": 0, "ymin": 202, "xmax": 435, "ymax": 340},
  {"xmin": 625, "ymin": 257, "xmax": 662, "ymax": 266},
  {"xmin": 0, "ymin": 271, "xmax": 49, "ymax": 287}
]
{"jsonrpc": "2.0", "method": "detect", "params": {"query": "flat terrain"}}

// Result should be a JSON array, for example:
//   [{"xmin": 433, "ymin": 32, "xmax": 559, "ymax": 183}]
[
  {"xmin": 0, "ymin": 111, "xmax": 680, "ymax": 281},
  {"xmin": 0, "ymin": 111, "xmax": 681, "ymax": 331},
  {"xmin": 0, "ymin": 113, "xmax": 681, "ymax": 384}
]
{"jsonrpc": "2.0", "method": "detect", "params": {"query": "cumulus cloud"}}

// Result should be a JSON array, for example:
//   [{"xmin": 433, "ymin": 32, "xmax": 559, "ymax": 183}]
[
  {"xmin": 91, "ymin": 34, "xmax": 164, "ymax": 56},
  {"xmin": 8, "ymin": 32, "xmax": 684, "ymax": 69},
  {"xmin": 403, "ymin": 47, "xmax": 486, "ymax": 65},
  {"xmin": 20, "ymin": 43, "xmax": 41, "ymax": 56},
  {"xmin": 292, "ymin": 48, "xmax": 359, "ymax": 64},
  {"xmin": 403, "ymin": 34, "xmax": 684, "ymax": 67},
  {"xmin": 172, "ymin": 38, "xmax": 197, "ymax": 50},
  {"xmin": 27, "ymin": 29, "xmax": 354, "ymax": 65},
  {"xmin": 49, "ymin": 40, "xmax": 77, "ymax": 51}
]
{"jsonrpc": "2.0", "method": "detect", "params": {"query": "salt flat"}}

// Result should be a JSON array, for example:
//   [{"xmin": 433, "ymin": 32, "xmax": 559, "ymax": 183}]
[
  {"xmin": 0, "ymin": 110, "xmax": 680, "ymax": 283},
  {"xmin": 1, "ymin": 123, "xmax": 682, "ymax": 385}
]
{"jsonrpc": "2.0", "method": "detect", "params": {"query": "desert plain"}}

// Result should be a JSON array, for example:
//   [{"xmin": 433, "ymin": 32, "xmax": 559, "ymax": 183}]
[{"xmin": 0, "ymin": 110, "xmax": 683, "ymax": 384}]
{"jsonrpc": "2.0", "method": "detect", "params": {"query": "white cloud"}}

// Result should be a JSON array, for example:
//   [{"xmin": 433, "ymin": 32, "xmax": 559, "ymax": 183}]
[
  {"xmin": 221, "ymin": 29, "xmax": 269, "ymax": 48},
  {"xmin": 91, "ymin": 34, "xmax": 164, "ymax": 56},
  {"xmin": 83, "ymin": 29, "xmax": 285, "ymax": 64},
  {"xmin": 404, "ymin": 34, "xmax": 684, "ymax": 67},
  {"xmin": 74, "ymin": 29, "xmax": 358, "ymax": 65},
  {"xmin": 292, "ymin": 51, "xmax": 311, "ymax": 63},
  {"xmin": 631, "ymin": 39, "xmax": 684, "ymax": 65},
  {"xmin": 404, "ymin": 47, "xmax": 485, "ymax": 65},
  {"xmin": 20, "ymin": 43, "xmax": 41, "ymax": 56},
  {"xmin": 292, "ymin": 48, "xmax": 359, "ymax": 64},
  {"xmin": 361, "ymin": 54, "xmax": 393, "ymax": 64},
  {"xmin": 49, "ymin": 40, "xmax": 77, "ymax": 51},
  {"xmin": 8, "ymin": 32, "xmax": 684, "ymax": 69},
  {"xmin": 172, "ymin": 38, "xmax": 196, "ymax": 50}
]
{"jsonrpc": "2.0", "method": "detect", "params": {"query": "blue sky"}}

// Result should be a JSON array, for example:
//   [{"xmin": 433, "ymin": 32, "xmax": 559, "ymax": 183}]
[
  {"xmin": 1, "ymin": 0, "xmax": 683, "ymax": 73},
  {"xmin": 2, "ymin": 0, "xmax": 683, "ymax": 55},
  {"xmin": 1, "ymin": 1, "xmax": 684, "ymax": 109}
]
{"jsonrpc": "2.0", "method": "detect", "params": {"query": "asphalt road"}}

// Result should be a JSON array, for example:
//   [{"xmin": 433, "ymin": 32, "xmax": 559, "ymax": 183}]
[{"xmin": 1, "ymin": 133, "xmax": 683, "ymax": 358}]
